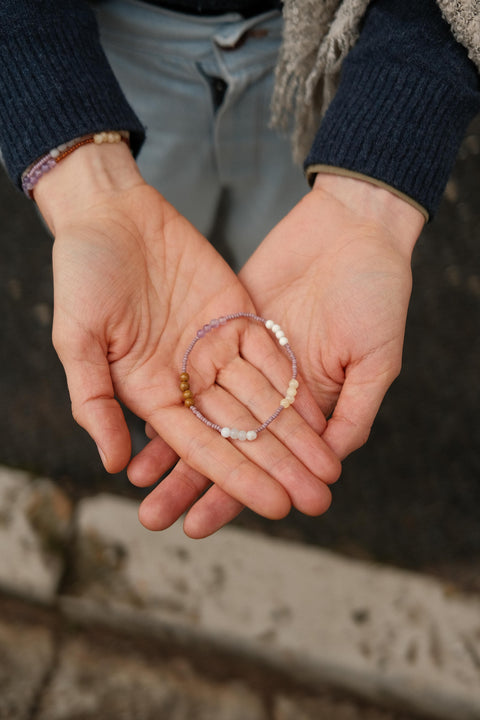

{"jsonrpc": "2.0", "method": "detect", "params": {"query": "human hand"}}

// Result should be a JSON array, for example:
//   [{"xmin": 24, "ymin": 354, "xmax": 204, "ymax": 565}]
[
  {"xmin": 239, "ymin": 173, "xmax": 425, "ymax": 460},
  {"xmin": 35, "ymin": 143, "xmax": 339, "ymax": 536}
]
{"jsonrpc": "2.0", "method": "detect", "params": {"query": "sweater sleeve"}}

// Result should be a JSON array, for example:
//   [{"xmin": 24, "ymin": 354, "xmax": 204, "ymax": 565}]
[
  {"xmin": 0, "ymin": 0, "xmax": 145, "ymax": 188},
  {"xmin": 304, "ymin": 0, "xmax": 480, "ymax": 219}
]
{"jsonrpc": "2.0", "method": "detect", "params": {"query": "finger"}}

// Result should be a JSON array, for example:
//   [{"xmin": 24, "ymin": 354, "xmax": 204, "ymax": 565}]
[
  {"xmin": 147, "ymin": 405, "xmax": 292, "ymax": 521},
  {"xmin": 183, "ymin": 483, "xmax": 245, "ymax": 538},
  {"xmin": 240, "ymin": 322, "xmax": 328, "ymax": 436},
  {"xmin": 322, "ymin": 364, "xmax": 395, "ymax": 460},
  {"xmin": 145, "ymin": 422, "xmax": 158, "ymax": 440},
  {"xmin": 138, "ymin": 460, "xmax": 244, "ymax": 535},
  {"xmin": 216, "ymin": 356, "xmax": 341, "ymax": 486},
  {"xmin": 127, "ymin": 435, "xmax": 178, "ymax": 487},
  {"xmin": 184, "ymin": 474, "xmax": 328, "ymax": 540},
  {"xmin": 138, "ymin": 460, "xmax": 209, "ymax": 530},
  {"xmin": 54, "ymin": 334, "xmax": 131, "ymax": 473},
  {"xmin": 186, "ymin": 375, "xmax": 335, "ymax": 516}
]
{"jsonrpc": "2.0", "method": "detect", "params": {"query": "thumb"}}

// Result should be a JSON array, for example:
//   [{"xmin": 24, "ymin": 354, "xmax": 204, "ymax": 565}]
[
  {"xmin": 54, "ymin": 330, "xmax": 132, "ymax": 473},
  {"xmin": 322, "ymin": 364, "xmax": 396, "ymax": 460}
]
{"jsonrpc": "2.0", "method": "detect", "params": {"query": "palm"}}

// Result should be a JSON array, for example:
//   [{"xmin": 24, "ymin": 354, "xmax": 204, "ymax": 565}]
[
  {"xmin": 240, "ymin": 183, "xmax": 420, "ymax": 460},
  {"xmin": 52, "ymin": 184, "xmax": 339, "ymax": 535}
]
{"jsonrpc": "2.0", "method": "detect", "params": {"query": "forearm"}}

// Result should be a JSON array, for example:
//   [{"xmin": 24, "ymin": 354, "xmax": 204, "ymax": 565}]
[
  {"xmin": 312, "ymin": 173, "xmax": 425, "ymax": 259},
  {"xmin": 33, "ymin": 141, "xmax": 144, "ymax": 233},
  {"xmin": 305, "ymin": 0, "xmax": 480, "ymax": 220}
]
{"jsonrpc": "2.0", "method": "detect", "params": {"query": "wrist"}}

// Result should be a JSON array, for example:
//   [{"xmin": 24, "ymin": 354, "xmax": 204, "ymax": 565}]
[
  {"xmin": 33, "ymin": 140, "xmax": 144, "ymax": 233},
  {"xmin": 312, "ymin": 172, "xmax": 425, "ymax": 258}
]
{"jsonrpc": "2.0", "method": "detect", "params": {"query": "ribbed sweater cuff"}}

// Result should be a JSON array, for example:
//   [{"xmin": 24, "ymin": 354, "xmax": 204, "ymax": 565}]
[
  {"xmin": 0, "ymin": 3, "xmax": 145, "ymax": 188},
  {"xmin": 305, "ymin": 60, "xmax": 480, "ymax": 219}
]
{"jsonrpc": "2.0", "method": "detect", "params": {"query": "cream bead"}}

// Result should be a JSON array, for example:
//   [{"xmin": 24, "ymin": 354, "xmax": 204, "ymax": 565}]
[
  {"xmin": 238, "ymin": 430, "xmax": 247, "ymax": 441},
  {"xmin": 271, "ymin": 323, "xmax": 281, "ymax": 333},
  {"xmin": 221, "ymin": 427, "xmax": 231, "ymax": 438},
  {"xmin": 280, "ymin": 398, "xmax": 291, "ymax": 408},
  {"xmin": 279, "ymin": 336, "xmax": 289, "ymax": 346},
  {"xmin": 275, "ymin": 329, "xmax": 285, "ymax": 339},
  {"xmin": 265, "ymin": 319, "xmax": 274, "ymax": 329},
  {"xmin": 246, "ymin": 430, "xmax": 257, "ymax": 441},
  {"xmin": 230, "ymin": 428, "xmax": 239, "ymax": 440},
  {"xmin": 289, "ymin": 378, "xmax": 299, "ymax": 389}
]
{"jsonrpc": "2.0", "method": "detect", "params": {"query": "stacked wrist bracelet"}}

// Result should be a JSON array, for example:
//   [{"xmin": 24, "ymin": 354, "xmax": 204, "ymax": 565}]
[
  {"xmin": 180, "ymin": 312, "xmax": 298, "ymax": 441},
  {"xmin": 21, "ymin": 130, "xmax": 130, "ymax": 197}
]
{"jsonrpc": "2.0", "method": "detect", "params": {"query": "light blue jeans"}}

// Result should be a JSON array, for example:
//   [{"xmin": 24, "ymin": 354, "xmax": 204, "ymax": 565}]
[{"xmin": 94, "ymin": 0, "xmax": 307, "ymax": 268}]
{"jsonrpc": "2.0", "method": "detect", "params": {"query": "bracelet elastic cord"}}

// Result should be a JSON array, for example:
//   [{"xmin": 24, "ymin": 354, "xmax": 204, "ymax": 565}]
[{"xmin": 21, "ymin": 130, "xmax": 130, "ymax": 198}]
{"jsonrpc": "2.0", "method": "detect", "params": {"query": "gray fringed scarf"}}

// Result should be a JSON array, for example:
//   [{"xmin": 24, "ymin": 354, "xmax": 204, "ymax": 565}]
[{"xmin": 271, "ymin": 0, "xmax": 480, "ymax": 162}]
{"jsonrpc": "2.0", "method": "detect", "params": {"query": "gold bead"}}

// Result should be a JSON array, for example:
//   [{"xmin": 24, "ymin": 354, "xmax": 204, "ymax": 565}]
[
  {"xmin": 183, "ymin": 389, "xmax": 193, "ymax": 399},
  {"xmin": 184, "ymin": 397, "xmax": 194, "ymax": 408},
  {"xmin": 180, "ymin": 382, "xmax": 190, "ymax": 392},
  {"xmin": 180, "ymin": 372, "xmax": 189, "ymax": 383}
]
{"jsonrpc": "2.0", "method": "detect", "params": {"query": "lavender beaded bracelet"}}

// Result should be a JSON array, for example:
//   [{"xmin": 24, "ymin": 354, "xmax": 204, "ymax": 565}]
[
  {"xmin": 179, "ymin": 313, "xmax": 298, "ymax": 441},
  {"xmin": 21, "ymin": 130, "xmax": 130, "ymax": 197}
]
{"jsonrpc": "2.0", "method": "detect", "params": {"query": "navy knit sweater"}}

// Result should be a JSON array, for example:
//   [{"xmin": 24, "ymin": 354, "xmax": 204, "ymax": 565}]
[
  {"xmin": 0, "ymin": 0, "xmax": 479, "ymax": 218},
  {"xmin": 305, "ymin": 0, "xmax": 480, "ymax": 217}
]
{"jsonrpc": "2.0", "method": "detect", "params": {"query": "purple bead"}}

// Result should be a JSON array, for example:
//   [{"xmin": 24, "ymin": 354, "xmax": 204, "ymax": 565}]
[{"xmin": 183, "ymin": 311, "xmax": 299, "ymax": 439}]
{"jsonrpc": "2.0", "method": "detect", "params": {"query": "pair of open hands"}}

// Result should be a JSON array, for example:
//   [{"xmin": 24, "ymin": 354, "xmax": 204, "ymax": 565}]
[{"xmin": 34, "ymin": 142, "xmax": 424, "ymax": 538}]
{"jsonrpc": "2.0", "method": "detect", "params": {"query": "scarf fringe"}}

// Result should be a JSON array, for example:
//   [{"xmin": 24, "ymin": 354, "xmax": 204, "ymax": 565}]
[{"xmin": 272, "ymin": 0, "xmax": 480, "ymax": 165}]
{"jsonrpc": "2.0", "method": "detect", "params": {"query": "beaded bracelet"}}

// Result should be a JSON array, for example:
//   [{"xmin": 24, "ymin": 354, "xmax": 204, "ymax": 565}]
[
  {"xmin": 180, "ymin": 312, "xmax": 298, "ymax": 441},
  {"xmin": 21, "ymin": 130, "xmax": 130, "ymax": 198}
]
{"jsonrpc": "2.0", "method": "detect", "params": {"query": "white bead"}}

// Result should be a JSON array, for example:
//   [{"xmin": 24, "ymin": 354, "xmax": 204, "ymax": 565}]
[
  {"xmin": 275, "ymin": 330, "xmax": 285, "ymax": 339},
  {"xmin": 246, "ymin": 431, "xmax": 257, "ymax": 441},
  {"xmin": 50, "ymin": 148, "xmax": 60, "ymax": 158},
  {"xmin": 238, "ymin": 430, "xmax": 247, "ymax": 441},
  {"xmin": 289, "ymin": 379, "xmax": 299, "ymax": 389},
  {"xmin": 230, "ymin": 428, "xmax": 239, "ymax": 440},
  {"xmin": 280, "ymin": 398, "xmax": 291, "ymax": 408},
  {"xmin": 271, "ymin": 324, "xmax": 281, "ymax": 333},
  {"xmin": 221, "ymin": 427, "xmax": 230, "ymax": 438},
  {"xmin": 265, "ymin": 320, "xmax": 274, "ymax": 329},
  {"xmin": 279, "ymin": 336, "xmax": 289, "ymax": 346}
]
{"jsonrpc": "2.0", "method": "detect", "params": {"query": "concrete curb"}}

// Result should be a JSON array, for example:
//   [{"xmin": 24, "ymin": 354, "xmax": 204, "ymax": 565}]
[
  {"xmin": 0, "ymin": 467, "xmax": 72, "ymax": 602},
  {"xmin": 1, "ymin": 466, "xmax": 479, "ymax": 719}
]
